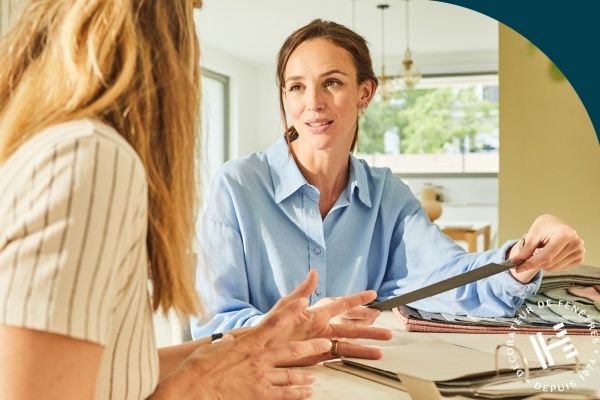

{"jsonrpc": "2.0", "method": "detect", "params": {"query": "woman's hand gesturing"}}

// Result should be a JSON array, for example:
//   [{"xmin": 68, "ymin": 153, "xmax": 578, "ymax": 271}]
[
  {"xmin": 263, "ymin": 269, "xmax": 393, "ymax": 366},
  {"xmin": 153, "ymin": 296, "xmax": 330, "ymax": 399}
]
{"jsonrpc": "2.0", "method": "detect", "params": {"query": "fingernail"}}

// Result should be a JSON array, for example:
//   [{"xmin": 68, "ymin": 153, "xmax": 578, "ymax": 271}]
[
  {"xmin": 372, "ymin": 348, "xmax": 384, "ymax": 358},
  {"xmin": 304, "ymin": 387, "xmax": 313, "ymax": 398},
  {"xmin": 306, "ymin": 374, "xmax": 315, "ymax": 383}
]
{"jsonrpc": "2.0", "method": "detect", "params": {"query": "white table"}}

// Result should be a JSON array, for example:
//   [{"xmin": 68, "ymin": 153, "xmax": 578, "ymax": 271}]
[{"xmin": 303, "ymin": 312, "xmax": 600, "ymax": 400}]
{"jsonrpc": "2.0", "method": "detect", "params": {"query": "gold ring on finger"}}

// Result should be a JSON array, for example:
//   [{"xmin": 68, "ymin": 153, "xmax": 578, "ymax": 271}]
[{"xmin": 330, "ymin": 339, "xmax": 339, "ymax": 357}]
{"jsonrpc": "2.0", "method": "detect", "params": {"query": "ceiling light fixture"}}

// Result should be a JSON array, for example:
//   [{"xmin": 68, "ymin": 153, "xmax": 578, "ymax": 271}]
[
  {"xmin": 401, "ymin": 0, "xmax": 422, "ymax": 89},
  {"xmin": 377, "ymin": 3, "xmax": 398, "ymax": 102}
]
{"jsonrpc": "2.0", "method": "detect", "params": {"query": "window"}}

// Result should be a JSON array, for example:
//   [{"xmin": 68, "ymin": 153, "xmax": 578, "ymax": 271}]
[{"xmin": 357, "ymin": 74, "xmax": 498, "ymax": 174}]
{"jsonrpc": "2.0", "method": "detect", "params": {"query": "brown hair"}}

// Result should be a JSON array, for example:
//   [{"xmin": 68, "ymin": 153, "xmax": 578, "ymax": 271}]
[
  {"xmin": 276, "ymin": 19, "xmax": 378, "ymax": 151},
  {"xmin": 0, "ymin": 0, "xmax": 203, "ymax": 316}
]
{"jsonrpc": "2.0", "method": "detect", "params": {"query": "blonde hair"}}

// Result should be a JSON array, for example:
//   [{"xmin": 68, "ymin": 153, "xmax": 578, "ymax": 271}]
[{"xmin": 0, "ymin": 0, "xmax": 203, "ymax": 316}]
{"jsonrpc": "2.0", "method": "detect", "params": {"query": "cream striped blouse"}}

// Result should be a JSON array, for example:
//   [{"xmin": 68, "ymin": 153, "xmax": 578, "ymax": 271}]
[{"xmin": 0, "ymin": 119, "xmax": 159, "ymax": 399}]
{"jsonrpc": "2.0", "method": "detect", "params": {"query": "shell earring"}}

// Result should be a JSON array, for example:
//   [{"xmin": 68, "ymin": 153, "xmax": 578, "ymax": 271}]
[{"xmin": 358, "ymin": 106, "xmax": 366, "ymax": 118}]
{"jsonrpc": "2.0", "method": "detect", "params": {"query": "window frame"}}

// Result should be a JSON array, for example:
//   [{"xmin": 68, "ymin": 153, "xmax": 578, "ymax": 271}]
[{"xmin": 201, "ymin": 68, "xmax": 230, "ymax": 163}]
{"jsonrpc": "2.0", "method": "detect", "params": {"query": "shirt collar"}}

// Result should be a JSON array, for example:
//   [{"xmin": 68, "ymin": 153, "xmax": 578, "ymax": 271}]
[
  {"xmin": 266, "ymin": 137, "xmax": 308, "ymax": 203},
  {"xmin": 266, "ymin": 137, "xmax": 372, "ymax": 208},
  {"xmin": 348, "ymin": 153, "xmax": 372, "ymax": 208}
]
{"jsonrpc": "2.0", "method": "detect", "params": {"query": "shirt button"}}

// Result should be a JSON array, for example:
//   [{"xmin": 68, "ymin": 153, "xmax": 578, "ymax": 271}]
[
  {"xmin": 315, "ymin": 287, "xmax": 322, "ymax": 296},
  {"xmin": 314, "ymin": 247, "xmax": 322, "ymax": 255},
  {"xmin": 309, "ymin": 209, "xmax": 317, "ymax": 216}
]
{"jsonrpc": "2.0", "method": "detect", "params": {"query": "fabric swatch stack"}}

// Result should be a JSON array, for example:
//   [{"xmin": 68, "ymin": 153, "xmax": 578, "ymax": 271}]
[{"xmin": 393, "ymin": 265, "xmax": 600, "ymax": 334}]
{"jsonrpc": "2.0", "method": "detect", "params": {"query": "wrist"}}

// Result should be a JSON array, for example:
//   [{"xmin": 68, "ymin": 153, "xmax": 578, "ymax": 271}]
[
  {"xmin": 153, "ymin": 359, "xmax": 206, "ymax": 400},
  {"xmin": 149, "ymin": 379, "xmax": 178, "ymax": 399}
]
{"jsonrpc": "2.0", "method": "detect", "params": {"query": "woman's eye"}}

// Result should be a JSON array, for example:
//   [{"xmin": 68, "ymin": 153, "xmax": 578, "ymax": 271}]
[
  {"xmin": 288, "ymin": 84, "xmax": 302, "ymax": 92},
  {"xmin": 325, "ymin": 79, "xmax": 341, "ymax": 88}
]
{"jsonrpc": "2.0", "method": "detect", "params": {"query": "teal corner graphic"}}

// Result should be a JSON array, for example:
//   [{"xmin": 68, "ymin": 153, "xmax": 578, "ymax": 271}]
[{"xmin": 435, "ymin": 0, "xmax": 600, "ymax": 145}]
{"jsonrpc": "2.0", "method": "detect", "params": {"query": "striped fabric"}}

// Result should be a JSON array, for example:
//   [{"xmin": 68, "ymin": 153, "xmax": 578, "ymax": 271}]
[{"xmin": 0, "ymin": 119, "xmax": 158, "ymax": 399}]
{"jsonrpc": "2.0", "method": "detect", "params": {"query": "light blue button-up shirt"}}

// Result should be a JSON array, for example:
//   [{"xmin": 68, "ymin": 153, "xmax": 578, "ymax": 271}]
[{"xmin": 191, "ymin": 138, "xmax": 540, "ymax": 338}]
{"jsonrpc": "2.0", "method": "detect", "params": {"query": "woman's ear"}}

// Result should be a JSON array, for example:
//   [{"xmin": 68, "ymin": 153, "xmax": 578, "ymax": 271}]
[{"xmin": 358, "ymin": 79, "xmax": 376, "ymax": 107}]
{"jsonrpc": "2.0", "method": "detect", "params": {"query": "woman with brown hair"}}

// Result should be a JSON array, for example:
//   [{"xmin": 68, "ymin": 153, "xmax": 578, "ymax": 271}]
[
  {"xmin": 194, "ymin": 19, "xmax": 585, "ymax": 337},
  {"xmin": 0, "ymin": 2, "xmax": 391, "ymax": 399}
]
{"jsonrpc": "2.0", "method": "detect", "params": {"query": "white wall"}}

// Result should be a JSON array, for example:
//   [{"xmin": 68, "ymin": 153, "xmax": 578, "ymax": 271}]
[{"xmin": 256, "ymin": 64, "xmax": 282, "ymax": 151}]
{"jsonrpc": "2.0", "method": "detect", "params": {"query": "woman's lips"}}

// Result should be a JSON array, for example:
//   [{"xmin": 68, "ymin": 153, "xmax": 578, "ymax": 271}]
[{"xmin": 305, "ymin": 120, "xmax": 333, "ymax": 134}]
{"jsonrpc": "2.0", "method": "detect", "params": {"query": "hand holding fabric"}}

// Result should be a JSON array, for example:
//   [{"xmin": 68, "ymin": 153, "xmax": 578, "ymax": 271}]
[{"xmin": 509, "ymin": 214, "xmax": 585, "ymax": 283}]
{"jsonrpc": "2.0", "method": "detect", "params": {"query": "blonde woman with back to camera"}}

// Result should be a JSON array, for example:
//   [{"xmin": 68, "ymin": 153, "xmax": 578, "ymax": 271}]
[{"xmin": 0, "ymin": 1, "xmax": 392, "ymax": 399}]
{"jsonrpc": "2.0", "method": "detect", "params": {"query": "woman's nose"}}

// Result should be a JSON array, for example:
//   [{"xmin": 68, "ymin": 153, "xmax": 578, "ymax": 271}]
[{"xmin": 306, "ymin": 87, "xmax": 325, "ymax": 112}]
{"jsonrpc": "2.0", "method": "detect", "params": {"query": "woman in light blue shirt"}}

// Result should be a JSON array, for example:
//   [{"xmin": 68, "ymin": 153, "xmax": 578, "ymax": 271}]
[{"xmin": 192, "ymin": 20, "xmax": 585, "ymax": 338}]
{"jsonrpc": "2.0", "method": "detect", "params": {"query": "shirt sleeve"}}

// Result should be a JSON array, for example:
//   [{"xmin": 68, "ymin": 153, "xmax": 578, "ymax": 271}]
[
  {"xmin": 0, "ymin": 134, "xmax": 141, "ymax": 345},
  {"xmin": 379, "ymin": 199, "xmax": 541, "ymax": 317},
  {"xmin": 191, "ymin": 173, "xmax": 265, "ymax": 338}
]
